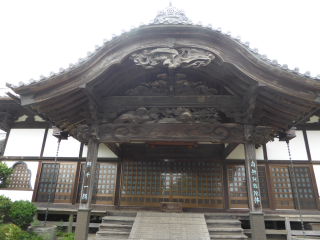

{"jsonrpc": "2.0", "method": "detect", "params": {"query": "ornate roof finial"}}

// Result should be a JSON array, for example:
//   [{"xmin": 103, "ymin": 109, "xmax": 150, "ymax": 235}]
[{"xmin": 153, "ymin": 2, "xmax": 191, "ymax": 24}]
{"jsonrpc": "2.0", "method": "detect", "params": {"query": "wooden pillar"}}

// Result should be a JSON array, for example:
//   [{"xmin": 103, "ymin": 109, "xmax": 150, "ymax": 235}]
[
  {"xmin": 74, "ymin": 137, "xmax": 99, "ymax": 240},
  {"xmin": 244, "ymin": 125, "xmax": 266, "ymax": 240}
]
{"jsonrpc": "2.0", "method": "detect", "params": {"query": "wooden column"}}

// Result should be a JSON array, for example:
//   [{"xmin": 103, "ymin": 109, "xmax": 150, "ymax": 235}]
[
  {"xmin": 74, "ymin": 136, "xmax": 99, "ymax": 240},
  {"xmin": 244, "ymin": 125, "xmax": 266, "ymax": 240}
]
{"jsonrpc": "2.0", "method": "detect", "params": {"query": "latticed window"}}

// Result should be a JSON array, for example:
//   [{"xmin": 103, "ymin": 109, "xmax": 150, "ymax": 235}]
[
  {"xmin": 270, "ymin": 166, "xmax": 294, "ymax": 209},
  {"xmin": 120, "ymin": 160, "xmax": 223, "ymax": 208},
  {"xmin": 6, "ymin": 162, "xmax": 32, "ymax": 190},
  {"xmin": 258, "ymin": 166, "xmax": 269, "ymax": 208},
  {"xmin": 35, "ymin": 162, "xmax": 77, "ymax": 203},
  {"xmin": 227, "ymin": 165, "xmax": 248, "ymax": 208},
  {"xmin": 293, "ymin": 166, "xmax": 317, "ymax": 209},
  {"xmin": 77, "ymin": 162, "xmax": 117, "ymax": 205}
]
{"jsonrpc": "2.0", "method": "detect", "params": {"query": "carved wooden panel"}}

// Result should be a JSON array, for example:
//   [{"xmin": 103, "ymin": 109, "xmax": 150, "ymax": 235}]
[
  {"xmin": 227, "ymin": 165, "xmax": 248, "ymax": 209},
  {"xmin": 269, "ymin": 166, "xmax": 294, "ymax": 209},
  {"xmin": 6, "ymin": 162, "xmax": 32, "ymax": 190},
  {"xmin": 77, "ymin": 163, "xmax": 117, "ymax": 205},
  {"xmin": 258, "ymin": 166, "xmax": 269, "ymax": 209},
  {"xmin": 292, "ymin": 166, "xmax": 317, "ymax": 209},
  {"xmin": 99, "ymin": 123, "xmax": 245, "ymax": 143},
  {"xmin": 103, "ymin": 96, "xmax": 243, "ymax": 110}
]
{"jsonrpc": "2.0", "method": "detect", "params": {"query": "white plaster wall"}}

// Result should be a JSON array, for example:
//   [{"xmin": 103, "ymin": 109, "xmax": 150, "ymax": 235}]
[
  {"xmin": 226, "ymin": 144, "xmax": 245, "ymax": 160},
  {"xmin": 82, "ymin": 143, "xmax": 117, "ymax": 158},
  {"xmin": 306, "ymin": 130, "xmax": 320, "ymax": 160},
  {"xmin": 226, "ymin": 144, "xmax": 264, "ymax": 160},
  {"xmin": 0, "ymin": 161, "xmax": 39, "ymax": 202},
  {"xmin": 43, "ymin": 129, "xmax": 80, "ymax": 157},
  {"xmin": 255, "ymin": 146, "xmax": 264, "ymax": 160},
  {"xmin": 267, "ymin": 130, "xmax": 308, "ymax": 160},
  {"xmin": 4, "ymin": 129, "xmax": 45, "ymax": 157},
  {"xmin": 307, "ymin": 115, "xmax": 319, "ymax": 123},
  {"xmin": 15, "ymin": 115, "xmax": 28, "ymax": 122},
  {"xmin": 34, "ymin": 116, "xmax": 45, "ymax": 122}
]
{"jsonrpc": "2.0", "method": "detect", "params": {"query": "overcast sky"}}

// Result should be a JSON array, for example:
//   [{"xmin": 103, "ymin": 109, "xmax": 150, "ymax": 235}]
[{"xmin": 0, "ymin": 0, "xmax": 319, "ymax": 88}]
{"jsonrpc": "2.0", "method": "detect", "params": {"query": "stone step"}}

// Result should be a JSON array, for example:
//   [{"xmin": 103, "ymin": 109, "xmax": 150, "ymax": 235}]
[
  {"xmin": 208, "ymin": 228, "xmax": 244, "ymax": 235},
  {"xmin": 106, "ymin": 211, "xmax": 137, "ymax": 217},
  {"xmin": 210, "ymin": 235, "xmax": 248, "ymax": 240},
  {"xmin": 205, "ymin": 214, "xmax": 237, "ymax": 220},
  {"xmin": 96, "ymin": 230, "xmax": 130, "ymax": 239},
  {"xmin": 98, "ymin": 223, "xmax": 132, "ymax": 232},
  {"xmin": 206, "ymin": 219, "xmax": 241, "ymax": 228},
  {"xmin": 102, "ymin": 216, "xmax": 135, "ymax": 225}
]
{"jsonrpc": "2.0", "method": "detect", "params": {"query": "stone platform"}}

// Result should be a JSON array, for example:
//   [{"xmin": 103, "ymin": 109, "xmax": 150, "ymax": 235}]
[{"xmin": 128, "ymin": 212, "xmax": 210, "ymax": 240}]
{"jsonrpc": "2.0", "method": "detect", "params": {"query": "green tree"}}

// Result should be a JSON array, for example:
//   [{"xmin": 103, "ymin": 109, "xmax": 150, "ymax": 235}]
[
  {"xmin": 8, "ymin": 201, "xmax": 37, "ymax": 227},
  {"xmin": 0, "ymin": 162, "xmax": 13, "ymax": 189}
]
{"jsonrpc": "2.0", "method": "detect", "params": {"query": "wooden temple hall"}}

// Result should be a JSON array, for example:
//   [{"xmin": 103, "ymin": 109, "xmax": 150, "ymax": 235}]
[{"xmin": 2, "ymin": 3, "xmax": 320, "ymax": 240}]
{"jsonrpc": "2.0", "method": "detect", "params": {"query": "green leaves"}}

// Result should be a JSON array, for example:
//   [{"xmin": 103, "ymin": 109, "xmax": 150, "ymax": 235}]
[
  {"xmin": 0, "ymin": 162, "xmax": 14, "ymax": 189},
  {"xmin": 7, "ymin": 201, "xmax": 37, "ymax": 227}
]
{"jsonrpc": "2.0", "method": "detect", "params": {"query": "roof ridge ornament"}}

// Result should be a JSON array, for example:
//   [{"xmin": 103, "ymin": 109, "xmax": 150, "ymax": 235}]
[{"xmin": 154, "ymin": 2, "xmax": 191, "ymax": 25}]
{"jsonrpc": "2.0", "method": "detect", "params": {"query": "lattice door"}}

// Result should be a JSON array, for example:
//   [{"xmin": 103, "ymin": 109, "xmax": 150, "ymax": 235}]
[
  {"xmin": 258, "ymin": 166, "xmax": 269, "ymax": 209},
  {"xmin": 54, "ymin": 163, "xmax": 77, "ymax": 203},
  {"xmin": 120, "ymin": 160, "xmax": 223, "ymax": 208},
  {"xmin": 77, "ymin": 162, "xmax": 117, "ymax": 205},
  {"xmin": 227, "ymin": 165, "xmax": 248, "ymax": 209},
  {"xmin": 292, "ymin": 166, "xmax": 317, "ymax": 209},
  {"xmin": 270, "ymin": 166, "xmax": 294, "ymax": 209},
  {"xmin": 120, "ymin": 160, "xmax": 171, "ymax": 207},
  {"xmin": 36, "ymin": 163, "xmax": 58, "ymax": 202}
]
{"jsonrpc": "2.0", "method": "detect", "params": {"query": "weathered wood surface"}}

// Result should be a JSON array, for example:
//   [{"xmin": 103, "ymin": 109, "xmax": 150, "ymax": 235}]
[
  {"xmin": 244, "ymin": 125, "xmax": 262, "ymax": 213},
  {"xmin": 98, "ymin": 123, "xmax": 245, "ymax": 143},
  {"xmin": 159, "ymin": 202, "xmax": 183, "ymax": 213},
  {"xmin": 103, "ymin": 95, "xmax": 243, "ymax": 111}
]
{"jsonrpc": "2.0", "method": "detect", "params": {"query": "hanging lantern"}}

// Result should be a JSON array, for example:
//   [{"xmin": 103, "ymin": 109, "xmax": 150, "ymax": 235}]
[
  {"xmin": 52, "ymin": 126, "xmax": 68, "ymax": 140},
  {"xmin": 279, "ymin": 128, "xmax": 296, "ymax": 142}
]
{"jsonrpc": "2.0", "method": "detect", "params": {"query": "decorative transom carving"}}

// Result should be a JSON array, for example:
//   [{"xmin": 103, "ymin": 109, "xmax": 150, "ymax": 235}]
[
  {"xmin": 114, "ymin": 107, "xmax": 222, "ymax": 124},
  {"xmin": 130, "ymin": 48, "xmax": 214, "ymax": 69},
  {"xmin": 125, "ymin": 73, "xmax": 218, "ymax": 96}
]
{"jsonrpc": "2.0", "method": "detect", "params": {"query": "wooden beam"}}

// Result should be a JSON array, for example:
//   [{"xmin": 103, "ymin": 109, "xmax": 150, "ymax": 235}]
[
  {"xmin": 40, "ymin": 127, "xmax": 49, "ymax": 158},
  {"xmin": 244, "ymin": 125, "xmax": 262, "ymax": 213},
  {"xmin": 103, "ymin": 95, "xmax": 243, "ymax": 111},
  {"xmin": 242, "ymin": 83, "xmax": 266, "ymax": 123},
  {"xmin": 104, "ymin": 143, "xmax": 121, "ymax": 157},
  {"xmin": 37, "ymin": 91, "xmax": 84, "ymax": 113},
  {"xmin": 242, "ymin": 83, "xmax": 266, "ymax": 107},
  {"xmin": 98, "ymin": 123, "xmax": 245, "ymax": 143},
  {"xmin": 79, "ymin": 83, "xmax": 102, "ymax": 110},
  {"xmin": 221, "ymin": 143, "xmax": 239, "ymax": 159}
]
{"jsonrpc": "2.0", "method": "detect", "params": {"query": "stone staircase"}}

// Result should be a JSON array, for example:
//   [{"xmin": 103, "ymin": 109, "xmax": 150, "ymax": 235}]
[
  {"xmin": 95, "ymin": 212, "xmax": 248, "ymax": 240},
  {"xmin": 205, "ymin": 215, "xmax": 248, "ymax": 240},
  {"xmin": 129, "ymin": 212, "xmax": 210, "ymax": 240},
  {"xmin": 95, "ymin": 212, "xmax": 136, "ymax": 239}
]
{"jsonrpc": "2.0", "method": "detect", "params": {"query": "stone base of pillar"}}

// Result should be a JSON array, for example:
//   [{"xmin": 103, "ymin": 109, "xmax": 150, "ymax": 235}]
[
  {"xmin": 250, "ymin": 212, "xmax": 267, "ymax": 240},
  {"xmin": 74, "ymin": 209, "xmax": 91, "ymax": 240}
]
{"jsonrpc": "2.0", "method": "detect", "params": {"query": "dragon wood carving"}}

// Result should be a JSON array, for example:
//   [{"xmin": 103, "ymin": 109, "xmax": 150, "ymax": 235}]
[
  {"xmin": 114, "ymin": 107, "xmax": 222, "ymax": 124},
  {"xmin": 130, "ymin": 48, "xmax": 214, "ymax": 69}
]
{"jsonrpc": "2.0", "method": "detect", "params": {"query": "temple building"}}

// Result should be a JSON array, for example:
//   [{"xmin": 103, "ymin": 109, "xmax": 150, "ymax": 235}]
[{"xmin": 1, "ymin": 3, "xmax": 320, "ymax": 240}]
